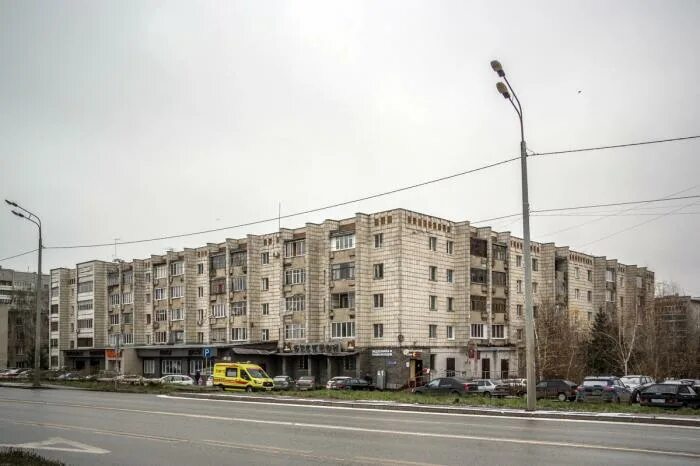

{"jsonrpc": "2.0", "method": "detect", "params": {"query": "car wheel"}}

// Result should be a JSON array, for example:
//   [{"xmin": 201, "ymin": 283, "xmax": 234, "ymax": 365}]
[
  {"xmin": 245, "ymin": 386, "xmax": 253, "ymax": 393},
  {"xmin": 635, "ymin": 393, "xmax": 641, "ymax": 404},
  {"xmin": 557, "ymin": 393, "xmax": 566, "ymax": 402},
  {"xmin": 484, "ymin": 391, "xmax": 491, "ymax": 398},
  {"xmin": 451, "ymin": 390, "xmax": 461, "ymax": 397},
  {"xmin": 615, "ymin": 395, "xmax": 621, "ymax": 404}
]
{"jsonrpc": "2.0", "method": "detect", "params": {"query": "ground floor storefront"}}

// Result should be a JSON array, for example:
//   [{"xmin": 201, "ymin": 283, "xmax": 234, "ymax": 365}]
[{"xmin": 63, "ymin": 349, "xmax": 106, "ymax": 373}]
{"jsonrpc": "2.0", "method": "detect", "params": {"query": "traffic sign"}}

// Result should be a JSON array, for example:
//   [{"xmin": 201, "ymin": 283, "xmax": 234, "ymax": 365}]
[{"xmin": 202, "ymin": 347, "xmax": 216, "ymax": 359}]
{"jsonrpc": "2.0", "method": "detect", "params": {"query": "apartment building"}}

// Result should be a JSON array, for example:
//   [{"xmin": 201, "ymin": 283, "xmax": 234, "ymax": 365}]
[
  {"xmin": 49, "ymin": 209, "xmax": 654, "ymax": 388},
  {"xmin": 0, "ymin": 267, "xmax": 49, "ymax": 369}
]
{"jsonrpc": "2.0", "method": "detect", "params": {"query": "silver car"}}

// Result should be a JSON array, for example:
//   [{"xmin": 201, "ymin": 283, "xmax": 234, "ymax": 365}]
[{"xmin": 474, "ymin": 379, "xmax": 500, "ymax": 397}]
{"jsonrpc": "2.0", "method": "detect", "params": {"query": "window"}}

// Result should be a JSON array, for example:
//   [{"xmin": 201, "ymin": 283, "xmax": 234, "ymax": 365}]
[
  {"xmin": 588, "ymin": 291, "xmax": 593, "ymax": 302},
  {"xmin": 373, "ymin": 323, "xmax": 384, "ymax": 338},
  {"xmin": 516, "ymin": 280, "xmax": 522, "ymax": 293},
  {"xmin": 446, "ymin": 269, "xmax": 453, "ymax": 283},
  {"xmin": 232, "ymin": 277, "xmax": 247, "ymax": 291},
  {"xmin": 447, "ymin": 297, "xmax": 454, "ymax": 312},
  {"xmin": 231, "ymin": 327, "xmax": 247, "ymax": 341},
  {"xmin": 50, "ymin": 338, "xmax": 58, "ymax": 348},
  {"xmin": 516, "ymin": 329, "xmax": 523, "ymax": 341},
  {"xmin": 77, "ymin": 319, "xmax": 93, "ymax": 329},
  {"xmin": 155, "ymin": 288, "xmax": 166, "ymax": 301},
  {"xmin": 284, "ymin": 269, "xmax": 306, "ymax": 285},
  {"xmin": 78, "ymin": 299, "xmax": 93, "ymax": 311},
  {"xmin": 492, "ymin": 272, "xmax": 507, "ymax": 287},
  {"xmin": 297, "ymin": 356, "xmax": 309, "ymax": 370},
  {"xmin": 606, "ymin": 270, "xmax": 614, "ymax": 282},
  {"xmin": 261, "ymin": 252, "xmax": 269, "ymax": 265},
  {"xmin": 232, "ymin": 301, "xmax": 247, "ymax": 316},
  {"xmin": 492, "ymin": 324, "xmax": 505, "ymax": 339},
  {"xmin": 532, "ymin": 282, "xmax": 538, "ymax": 294},
  {"xmin": 109, "ymin": 314, "xmax": 120, "ymax": 325},
  {"xmin": 170, "ymin": 262, "xmax": 184, "ymax": 276},
  {"xmin": 286, "ymin": 295, "xmax": 305, "ymax": 312},
  {"xmin": 619, "ymin": 296, "xmax": 624, "ymax": 307},
  {"xmin": 145, "ymin": 334, "xmax": 152, "ymax": 344},
  {"xmin": 146, "ymin": 314, "xmax": 152, "ymax": 324},
  {"xmin": 77, "ymin": 338, "xmax": 93, "ymax": 347},
  {"xmin": 171, "ymin": 308, "xmax": 184, "ymax": 320},
  {"xmin": 331, "ymin": 321, "xmax": 355, "ymax": 338},
  {"xmin": 260, "ymin": 329, "xmax": 270, "ymax": 341},
  {"xmin": 429, "ymin": 266, "xmax": 437, "ymax": 281},
  {"xmin": 230, "ymin": 251, "xmax": 247, "ymax": 267},
  {"xmin": 170, "ymin": 286, "xmax": 183, "ymax": 298},
  {"xmin": 429, "ymin": 295, "xmax": 437, "ymax": 311},
  {"xmin": 588, "ymin": 312, "xmax": 593, "ymax": 321},
  {"xmin": 373, "ymin": 294, "xmax": 384, "ymax": 308},
  {"xmin": 446, "ymin": 325, "xmax": 454, "ymax": 340},
  {"xmin": 429, "ymin": 236, "xmax": 437, "ymax": 251},
  {"xmin": 211, "ymin": 328, "xmax": 226, "ymax": 342},
  {"xmin": 77, "ymin": 281, "xmax": 93, "ymax": 293},
  {"xmin": 154, "ymin": 265, "xmax": 167, "ymax": 279},
  {"xmin": 143, "ymin": 360, "xmax": 156, "ymax": 374},
  {"xmin": 470, "ymin": 238, "xmax": 487, "ymax": 257},
  {"xmin": 196, "ymin": 309, "xmax": 204, "ymax": 321},
  {"xmin": 197, "ymin": 332, "xmax": 204, "ymax": 343},
  {"xmin": 211, "ymin": 304, "xmax": 226, "ymax": 318},
  {"xmin": 211, "ymin": 255, "xmax": 226, "ymax": 269},
  {"xmin": 50, "ymin": 321, "xmax": 58, "ymax": 332},
  {"xmin": 198, "ymin": 286, "xmax": 204, "ymax": 298},
  {"xmin": 260, "ymin": 277, "xmax": 269, "ymax": 291},
  {"xmin": 262, "ymin": 303, "xmax": 269, "ymax": 315},
  {"xmin": 446, "ymin": 240, "xmax": 454, "ymax": 255},
  {"xmin": 575, "ymin": 289, "xmax": 580, "ymax": 299},
  {"xmin": 123, "ymin": 333, "xmax": 133, "ymax": 344},
  {"xmin": 110, "ymin": 294, "xmax": 120, "ymax": 306},
  {"xmin": 145, "ymin": 293, "xmax": 151, "ymax": 304},
  {"xmin": 428, "ymin": 324, "xmax": 437, "ymax": 338},
  {"xmin": 374, "ymin": 233, "xmax": 383, "ymax": 248},
  {"xmin": 605, "ymin": 289, "xmax": 613, "ymax": 302},
  {"xmin": 331, "ymin": 263, "xmax": 355, "ymax": 280},
  {"xmin": 285, "ymin": 324, "xmax": 305, "ymax": 339},
  {"xmin": 587, "ymin": 270, "xmax": 592, "ymax": 281},
  {"xmin": 533, "ymin": 305, "xmax": 539, "ymax": 317},
  {"xmin": 162, "ymin": 360, "xmax": 182, "ymax": 375},
  {"xmin": 471, "ymin": 323, "xmax": 485, "ymax": 339},
  {"xmin": 197, "ymin": 263, "xmax": 204, "ymax": 274},
  {"xmin": 331, "ymin": 292, "xmax": 355, "ymax": 309},
  {"xmin": 332, "ymin": 234, "xmax": 355, "ymax": 251},
  {"xmin": 373, "ymin": 263, "xmax": 384, "ymax": 279},
  {"xmin": 343, "ymin": 357, "xmax": 356, "ymax": 371},
  {"xmin": 516, "ymin": 255, "xmax": 522, "ymax": 267},
  {"xmin": 575, "ymin": 267, "xmax": 580, "ymax": 279},
  {"xmin": 532, "ymin": 258, "xmax": 539, "ymax": 271},
  {"xmin": 155, "ymin": 309, "xmax": 167, "ymax": 321},
  {"xmin": 492, "ymin": 299, "xmax": 506, "ymax": 313},
  {"xmin": 471, "ymin": 296, "xmax": 486, "ymax": 311},
  {"xmin": 619, "ymin": 276, "xmax": 624, "ymax": 288},
  {"xmin": 470, "ymin": 268, "xmax": 487, "ymax": 284},
  {"xmin": 284, "ymin": 240, "xmax": 305, "ymax": 257},
  {"xmin": 493, "ymin": 245, "xmax": 506, "ymax": 260},
  {"xmin": 122, "ymin": 292, "xmax": 133, "ymax": 304}
]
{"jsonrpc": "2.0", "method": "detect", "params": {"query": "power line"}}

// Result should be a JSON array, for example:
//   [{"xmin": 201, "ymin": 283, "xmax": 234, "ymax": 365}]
[
  {"xmin": 529, "ymin": 135, "xmax": 700, "ymax": 158},
  {"xmin": 0, "ymin": 249, "xmax": 38, "ymax": 262},
  {"xmin": 533, "ymin": 212, "xmax": 700, "ymax": 217}
]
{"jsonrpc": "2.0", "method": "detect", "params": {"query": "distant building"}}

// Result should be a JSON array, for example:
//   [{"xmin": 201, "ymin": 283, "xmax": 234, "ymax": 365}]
[
  {"xmin": 653, "ymin": 295, "xmax": 700, "ymax": 377},
  {"xmin": 0, "ymin": 267, "xmax": 49, "ymax": 369},
  {"xmin": 49, "ymin": 209, "xmax": 654, "ymax": 387}
]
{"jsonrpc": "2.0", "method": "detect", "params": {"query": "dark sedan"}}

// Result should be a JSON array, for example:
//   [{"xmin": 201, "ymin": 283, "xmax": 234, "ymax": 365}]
[
  {"xmin": 272, "ymin": 375, "xmax": 295, "ymax": 391},
  {"xmin": 576, "ymin": 377, "xmax": 632, "ymax": 403},
  {"xmin": 536, "ymin": 379, "xmax": 578, "ymax": 401},
  {"xmin": 639, "ymin": 383, "xmax": 700, "ymax": 409},
  {"xmin": 345, "ymin": 378, "xmax": 375, "ymax": 391},
  {"xmin": 413, "ymin": 377, "xmax": 478, "ymax": 396}
]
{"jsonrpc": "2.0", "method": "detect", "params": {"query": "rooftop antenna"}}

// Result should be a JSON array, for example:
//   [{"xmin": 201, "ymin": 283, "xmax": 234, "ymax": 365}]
[{"xmin": 113, "ymin": 238, "xmax": 120, "ymax": 260}]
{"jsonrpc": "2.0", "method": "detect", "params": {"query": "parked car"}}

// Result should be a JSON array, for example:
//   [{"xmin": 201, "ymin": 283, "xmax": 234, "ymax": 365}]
[
  {"xmin": 576, "ymin": 376, "xmax": 632, "ymax": 403},
  {"xmin": 117, "ymin": 374, "xmax": 145, "ymax": 385},
  {"xmin": 159, "ymin": 375, "xmax": 194, "ymax": 386},
  {"xmin": 630, "ymin": 381, "xmax": 657, "ymax": 403},
  {"xmin": 326, "ymin": 376, "xmax": 352, "ymax": 390},
  {"xmin": 1, "ymin": 368, "xmax": 25, "ymax": 379},
  {"xmin": 535, "ymin": 379, "xmax": 578, "ymax": 401},
  {"xmin": 639, "ymin": 383, "xmax": 700, "ymax": 409},
  {"xmin": 620, "ymin": 375, "xmax": 655, "ymax": 392},
  {"xmin": 493, "ymin": 379, "xmax": 527, "ymax": 397},
  {"xmin": 414, "ymin": 377, "xmax": 478, "ymax": 396},
  {"xmin": 345, "ymin": 378, "xmax": 375, "ymax": 391},
  {"xmin": 296, "ymin": 376, "xmax": 317, "ymax": 391},
  {"xmin": 474, "ymin": 379, "xmax": 499, "ymax": 397},
  {"xmin": 56, "ymin": 372, "xmax": 83, "ymax": 381},
  {"xmin": 272, "ymin": 375, "xmax": 295, "ymax": 391}
]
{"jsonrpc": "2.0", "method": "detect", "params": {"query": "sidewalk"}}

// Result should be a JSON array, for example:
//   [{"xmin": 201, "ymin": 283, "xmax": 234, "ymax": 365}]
[{"xmin": 165, "ymin": 391, "xmax": 700, "ymax": 427}]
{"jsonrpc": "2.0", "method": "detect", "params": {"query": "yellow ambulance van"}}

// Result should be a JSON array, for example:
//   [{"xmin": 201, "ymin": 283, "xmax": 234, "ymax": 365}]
[{"xmin": 212, "ymin": 362, "xmax": 274, "ymax": 392}]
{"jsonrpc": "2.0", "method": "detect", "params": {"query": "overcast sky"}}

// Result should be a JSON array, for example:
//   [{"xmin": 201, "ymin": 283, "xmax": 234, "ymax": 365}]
[{"xmin": 1, "ymin": 1, "xmax": 699, "ymax": 294}]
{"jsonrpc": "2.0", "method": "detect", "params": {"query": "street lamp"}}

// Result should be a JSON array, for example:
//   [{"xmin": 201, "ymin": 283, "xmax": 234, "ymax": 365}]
[
  {"xmin": 6, "ymin": 199, "xmax": 43, "ymax": 388},
  {"xmin": 490, "ymin": 60, "xmax": 537, "ymax": 411}
]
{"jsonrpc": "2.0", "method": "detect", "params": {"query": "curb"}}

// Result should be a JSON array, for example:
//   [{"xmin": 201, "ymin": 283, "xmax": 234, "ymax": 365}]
[{"xmin": 169, "ymin": 392, "xmax": 700, "ymax": 427}]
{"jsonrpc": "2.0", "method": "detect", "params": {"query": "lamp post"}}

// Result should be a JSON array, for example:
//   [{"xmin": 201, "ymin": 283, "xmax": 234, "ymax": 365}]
[
  {"xmin": 490, "ymin": 60, "xmax": 536, "ymax": 411},
  {"xmin": 6, "ymin": 200, "xmax": 43, "ymax": 388}
]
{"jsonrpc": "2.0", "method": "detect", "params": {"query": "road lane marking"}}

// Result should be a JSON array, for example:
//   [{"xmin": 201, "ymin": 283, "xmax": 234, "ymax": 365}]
[
  {"xmin": 5, "ymin": 419, "xmax": 181, "ymax": 443},
  {"xmin": 0, "ymin": 437, "xmax": 109, "ymax": 454},
  {"xmin": 1, "ymin": 396, "xmax": 698, "ymax": 459},
  {"xmin": 158, "ymin": 394, "xmax": 700, "ymax": 430}
]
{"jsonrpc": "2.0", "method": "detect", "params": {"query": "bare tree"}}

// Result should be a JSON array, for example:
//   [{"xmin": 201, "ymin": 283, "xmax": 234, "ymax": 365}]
[{"xmin": 534, "ymin": 300, "xmax": 585, "ymax": 381}]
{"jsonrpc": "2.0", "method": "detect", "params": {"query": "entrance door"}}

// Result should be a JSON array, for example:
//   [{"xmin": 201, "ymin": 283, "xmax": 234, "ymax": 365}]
[
  {"xmin": 500, "ymin": 359, "xmax": 509, "ymax": 379},
  {"xmin": 446, "ymin": 358, "xmax": 455, "ymax": 377},
  {"xmin": 481, "ymin": 359, "xmax": 490, "ymax": 379}
]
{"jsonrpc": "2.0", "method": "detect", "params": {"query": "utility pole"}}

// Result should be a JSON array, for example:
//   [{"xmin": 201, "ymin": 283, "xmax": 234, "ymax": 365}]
[
  {"xmin": 6, "ymin": 200, "xmax": 43, "ymax": 388},
  {"xmin": 489, "ymin": 61, "xmax": 537, "ymax": 411}
]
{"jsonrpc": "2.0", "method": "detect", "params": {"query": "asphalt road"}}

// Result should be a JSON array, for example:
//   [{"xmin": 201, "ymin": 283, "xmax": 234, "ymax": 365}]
[{"xmin": 1, "ymin": 387, "xmax": 699, "ymax": 466}]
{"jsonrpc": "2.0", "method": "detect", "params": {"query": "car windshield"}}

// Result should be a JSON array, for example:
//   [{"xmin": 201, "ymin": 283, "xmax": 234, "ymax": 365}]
[
  {"xmin": 621, "ymin": 376, "xmax": 640, "ymax": 385},
  {"xmin": 247, "ymin": 368, "xmax": 269, "ymax": 379},
  {"xmin": 273, "ymin": 376, "xmax": 287, "ymax": 381},
  {"xmin": 583, "ymin": 379, "xmax": 612, "ymax": 387}
]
